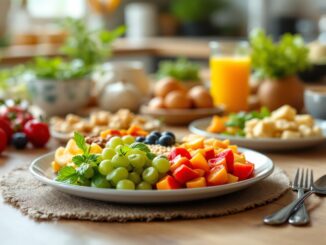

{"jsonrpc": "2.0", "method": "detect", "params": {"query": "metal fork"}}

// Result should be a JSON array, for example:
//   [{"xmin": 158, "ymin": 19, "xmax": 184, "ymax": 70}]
[
  {"xmin": 288, "ymin": 169, "xmax": 311, "ymax": 225},
  {"xmin": 264, "ymin": 168, "xmax": 313, "ymax": 225}
]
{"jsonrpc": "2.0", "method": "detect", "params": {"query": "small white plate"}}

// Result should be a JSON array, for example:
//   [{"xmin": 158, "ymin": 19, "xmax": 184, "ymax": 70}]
[
  {"xmin": 189, "ymin": 118, "xmax": 326, "ymax": 151},
  {"xmin": 29, "ymin": 148, "xmax": 274, "ymax": 204}
]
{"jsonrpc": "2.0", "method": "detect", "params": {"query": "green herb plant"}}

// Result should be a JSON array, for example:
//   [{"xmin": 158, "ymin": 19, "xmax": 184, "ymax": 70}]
[
  {"xmin": 170, "ymin": 0, "xmax": 225, "ymax": 22},
  {"xmin": 31, "ymin": 18, "xmax": 125, "ymax": 81},
  {"xmin": 250, "ymin": 29, "xmax": 310, "ymax": 80},
  {"xmin": 55, "ymin": 132, "xmax": 101, "ymax": 185},
  {"xmin": 157, "ymin": 57, "xmax": 200, "ymax": 81}
]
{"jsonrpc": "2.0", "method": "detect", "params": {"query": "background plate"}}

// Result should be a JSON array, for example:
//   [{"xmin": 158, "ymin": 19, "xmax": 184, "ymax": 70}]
[
  {"xmin": 29, "ymin": 148, "xmax": 274, "ymax": 204},
  {"xmin": 189, "ymin": 118, "xmax": 326, "ymax": 151},
  {"xmin": 140, "ymin": 106, "xmax": 223, "ymax": 125}
]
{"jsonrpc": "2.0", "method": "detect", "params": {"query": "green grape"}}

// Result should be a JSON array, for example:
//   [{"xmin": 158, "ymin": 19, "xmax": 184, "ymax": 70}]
[
  {"xmin": 127, "ymin": 164, "xmax": 133, "ymax": 172},
  {"xmin": 126, "ymin": 148, "xmax": 146, "ymax": 157},
  {"xmin": 116, "ymin": 179, "xmax": 135, "ymax": 190},
  {"xmin": 122, "ymin": 135, "xmax": 135, "ymax": 145},
  {"xmin": 136, "ymin": 181, "xmax": 152, "ymax": 190},
  {"xmin": 98, "ymin": 160, "xmax": 114, "ymax": 176},
  {"xmin": 108, "ymin": 136, "xmax": 123, "ymax": 149},
  {"xmin": 152, "ymin": 156, "xmax": 170, "ymax": 174},
  {"xmin": 112, "ymin": 154, "xmax": 129, "ymax": 168},
  {"xmin": 108, "ymin": 167, "xmax": 129, "ymax": 185},
  {"xmin": 142, "ymin": 167, "xmax": 159, "ymax": 184},
  {"xmin": 78, "ymin": 176, "xmax": 91, "ymax": 186},
  {"xmin": 128, "ymin": 153, "xmax": 146, "ymax": 169},
  {"xmin": 115, "ymin": 145, "xmax": 124, "ymax": 153},
  {"xmin": 134, "ymin": 167, "xmax": 143, "ymax": 175},
  {"xmin": 91, "ymin": 174, "xmax": 111, "ymax": 188},
  {"xmin": 102, "ymin": 148, "xmax": 116, "ymax": 160},
  {"xmin": 77, "ymin": 164, "xmax": 94, "ymax": 179},
  {"xmin": 144, "ymin": 157, "xmax": 152, "ymax": 168},
  {"xmin": 128, "ymin": 172, "xmax": 141, "ymax": 185}
]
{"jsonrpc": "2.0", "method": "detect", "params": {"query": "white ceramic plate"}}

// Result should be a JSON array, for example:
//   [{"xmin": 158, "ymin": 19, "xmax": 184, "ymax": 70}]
[
  {"xmin": 189, "ymin": 118, "xmax": 326, "ymax": 151},
  {"xmin": 29, "ymin": 148, "xmax": 274, "ymax": 204}
]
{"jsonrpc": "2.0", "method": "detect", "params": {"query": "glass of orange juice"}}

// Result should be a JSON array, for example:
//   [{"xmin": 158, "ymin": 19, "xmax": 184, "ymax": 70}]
[{"xmin": 210, "ymin": 41, "xmax": 251, "ymax": 112}]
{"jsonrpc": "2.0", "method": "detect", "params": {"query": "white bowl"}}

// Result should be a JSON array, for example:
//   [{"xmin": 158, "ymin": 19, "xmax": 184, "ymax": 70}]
[{"xmin": 28, "ymin": 78, "xmax": 91, "ymax": 117}]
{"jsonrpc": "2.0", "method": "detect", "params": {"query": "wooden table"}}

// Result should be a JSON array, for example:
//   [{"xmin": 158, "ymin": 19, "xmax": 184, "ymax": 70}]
[{"xmin": 1, "ymin": 127, "xmax": 326, "ymax": 245}]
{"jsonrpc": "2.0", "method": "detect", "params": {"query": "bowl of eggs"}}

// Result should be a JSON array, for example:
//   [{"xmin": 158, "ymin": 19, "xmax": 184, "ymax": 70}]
[{"xmin": 140, "ymin": 77, "xmax": 223, "ymax": 125}]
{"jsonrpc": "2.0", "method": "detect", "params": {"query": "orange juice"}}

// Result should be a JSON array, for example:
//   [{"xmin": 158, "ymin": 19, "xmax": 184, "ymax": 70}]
[{"xmin": 210, "ymin": 56, "xmax": 250, "ymax": 112}]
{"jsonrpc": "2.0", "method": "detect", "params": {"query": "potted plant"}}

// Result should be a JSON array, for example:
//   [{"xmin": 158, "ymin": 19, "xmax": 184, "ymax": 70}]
[
  {"xmin": 27, "ymin": 18, "xmax": 125, "ymax": 116},
  {"xmin": 170, "ymin": 0, "xmax": 224, "ymax": 36},
  {"xmin": 250, "ymin": 30, "xmax": 310, "ymax": 111}
]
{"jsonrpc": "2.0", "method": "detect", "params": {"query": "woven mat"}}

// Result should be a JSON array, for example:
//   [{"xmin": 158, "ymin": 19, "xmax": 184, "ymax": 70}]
[{"xmin": 0, "ymin": 165, "xmax": 289, "ymax": 222}]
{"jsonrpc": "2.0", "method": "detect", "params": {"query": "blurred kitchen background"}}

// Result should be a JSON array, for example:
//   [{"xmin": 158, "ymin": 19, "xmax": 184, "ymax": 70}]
[
  {"xmin": 0, "ymin": 0, "xmax": 325, "ymax": 91},
  {"xmin": 0, "ymin": 0, "xmax": 325, "ymax": 120}
]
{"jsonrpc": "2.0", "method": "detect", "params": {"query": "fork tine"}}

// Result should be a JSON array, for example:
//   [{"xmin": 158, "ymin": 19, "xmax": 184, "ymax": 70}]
[
  {"xmin": 293, "ymin": 168, "xmax": 300, "ymax": 188},
  {"xmin": 300, "ymin": 168, "xmax": 304, "ymax": 188},
  {"xmin": 305, "ymin": 169, "xmax": 309, "ymax": 188},
  {"xmin": 310, "ymin": 169, "xmax": 314, "ymax": 188}
]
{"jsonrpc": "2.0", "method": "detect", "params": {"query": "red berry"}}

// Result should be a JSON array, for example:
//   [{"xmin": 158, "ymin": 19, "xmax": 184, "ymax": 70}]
[
  {"xmin": 0, "ymin": 118, "xmax": 13, "ymax": 144},
  {"xmin": 23, "ymin": 120, "xmax": 50, "ymax": 148},
  {"xmin": 0, "ymin": 128, "xmax": 7, "ymax": 153}
]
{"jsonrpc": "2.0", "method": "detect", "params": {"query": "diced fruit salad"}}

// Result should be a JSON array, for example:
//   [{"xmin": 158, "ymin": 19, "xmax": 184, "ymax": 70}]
[{"xmin": 53, "ymin": 132, "xmax": 255, "ymax": 190}]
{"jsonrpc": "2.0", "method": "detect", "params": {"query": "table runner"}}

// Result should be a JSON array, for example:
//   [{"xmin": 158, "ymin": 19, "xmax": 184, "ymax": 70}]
[{"xmin": 0, "ymin": 165, "xmax": 289, "ymax": 222}]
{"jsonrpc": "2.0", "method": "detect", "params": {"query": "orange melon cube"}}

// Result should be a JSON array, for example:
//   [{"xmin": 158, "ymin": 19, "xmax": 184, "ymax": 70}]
[
  {"xmin": 227, "ymin": 173, "xmax": 239, "ymax": 183},
  {"xmin": 207, "ymin": 165, "xmax": 228, "ymax": 186},
  {"xmin": 207, "ymin": 116, "xmax": 226, "ymax": 133},
  {"xmin": 193, "ymin": 168, "xmax": 206, "ymax": 177},
  {"xmin": 190, "ymin": 153, "xmax": 210, "ymax": 172},
  {"xmin": 186, "ymin": 177, "xmax": 207, "ymax": 188},
  {"xmin": 186, "ymin": 138, "xmax": 204, "ymax": 150},
  {"xmin": 228, "ymin": 145, "xmax": 238, "ymax": 153}
]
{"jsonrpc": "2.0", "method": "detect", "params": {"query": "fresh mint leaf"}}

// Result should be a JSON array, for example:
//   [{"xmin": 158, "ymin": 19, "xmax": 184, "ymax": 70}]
[
  {"xmin": 72, "ymin": 155, "xmax": 87, "ymax": 166},
  {"xmin": 55, "ymin": 166, "xmax": 78, "ymax": 184},
  {"xmin": 130, "ymin": 142, "xmax": 150, "ymax": 153},
  {"xmin": 74, "ymin": 132, "xmax": 89, "ymax": 154}
]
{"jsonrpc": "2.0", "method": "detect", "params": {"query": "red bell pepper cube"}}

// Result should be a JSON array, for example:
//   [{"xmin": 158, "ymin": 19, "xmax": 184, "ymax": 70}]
[
  {"xmin": 173, "ymin": 164, "xmax": 199, "ymax": 184},
  {"xmin": 204, "ymin": 148, "xmax": 215, "ymax": 161},
  {"xmin": 233, "ymin": 161, "xmax": 254, "ymax": 180},
  {"xmin": 170, "ymin": 155, "xmax": 192, "ymax": 173},
  {"xmin": 215, "ymin": 149, "xmax": 234, "ymax": 173},
  {"xmin": 168, "ymin": 147, "xmax": 191, "ymax": 161}
]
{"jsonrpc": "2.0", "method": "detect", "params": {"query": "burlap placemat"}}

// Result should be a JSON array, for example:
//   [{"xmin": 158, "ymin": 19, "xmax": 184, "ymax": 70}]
[{"xmin": 0, "ymin": 165, "xmax": 289, "ymax": 222}]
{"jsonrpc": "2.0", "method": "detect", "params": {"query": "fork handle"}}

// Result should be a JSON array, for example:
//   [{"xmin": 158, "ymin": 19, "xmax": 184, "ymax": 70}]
[
  {"xmin": 288, "ymin": 189, "xmax": 310, "ymax": 225},
  {"xmin": 264, "ymin": 191, "xmax": 313, "ymax": 225}
]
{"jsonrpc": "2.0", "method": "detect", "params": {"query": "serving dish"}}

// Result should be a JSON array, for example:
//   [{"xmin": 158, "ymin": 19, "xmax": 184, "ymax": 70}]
[
  {"xmin": 30, "ymin": 147, "xmax": 273, "ymax": 204},
  {"xmin": 140, "ymin": 106, "xmax": 223, "ymax": 125},
  {"xmin": 189, "ymin": 117, "xmax": 326, "ymax": 151}
]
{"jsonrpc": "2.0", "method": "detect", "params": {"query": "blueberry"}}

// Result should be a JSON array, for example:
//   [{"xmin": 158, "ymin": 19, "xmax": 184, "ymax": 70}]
[
  {"xmin": 145, "ymin": 134, "xmax": 158, "ymax": 145},
  {"xmin": 12, "ymin": 132, "xmax": 28, "ymax": 150},
  {"xmin": 135, "ymin": 136, "xmax": 145, "ymax": 142},
  {"xmin": 149, "ymin": 131, "xmax": 161, "ymax": 138},
  {"xmin": 162, "ymin": 131, "xmax": 176, "ymax": 140},
  {"xmin": 158, "ymin": 135, "xmax": 175, "ymax": 146}
]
